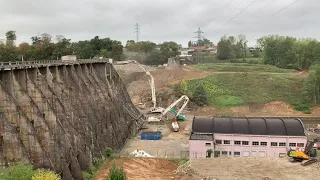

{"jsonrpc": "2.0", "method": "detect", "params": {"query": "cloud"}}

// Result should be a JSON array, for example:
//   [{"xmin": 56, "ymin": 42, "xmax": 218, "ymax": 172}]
[{"xmin": 0, "ymin": 0, "xmax": 318, "ymax": 47}]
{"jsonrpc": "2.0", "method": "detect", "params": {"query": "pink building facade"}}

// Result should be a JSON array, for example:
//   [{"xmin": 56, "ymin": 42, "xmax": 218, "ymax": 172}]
[{"xmin": 189, "ymin": 117, "xmax": 307, "ymax": 159}]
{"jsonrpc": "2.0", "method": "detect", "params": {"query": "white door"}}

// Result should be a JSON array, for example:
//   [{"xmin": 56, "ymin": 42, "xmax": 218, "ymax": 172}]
[
  {"xmin": 259, "ymin": 151, "xmax": 266, "ymax": 157},
  {"xmin": 252, "ymin": 151, "xmax": 257, "ymax": 157},
  {"xmin": 243, "ymin": 151, "xmax": 250, "ymax": 157}
]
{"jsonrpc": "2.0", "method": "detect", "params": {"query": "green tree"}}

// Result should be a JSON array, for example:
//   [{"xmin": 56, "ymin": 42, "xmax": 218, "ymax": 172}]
[
  {"xmin": 126, "ymin": 40, "xmax": 135, "ymax": 49},
  {"xmin": 6, "ymin": 30, "xmax": 17, "ymax": 45},
  {"xmin": 300, "ymin": 64, "xmax": 320, "ymax": 104},
  {"xmin": 192, "ymin": 84, "xmax": 208, "ymax": 106},
  {"xmin": 217, "ymin": 36, "xmax": 234, "ymax": 60}
]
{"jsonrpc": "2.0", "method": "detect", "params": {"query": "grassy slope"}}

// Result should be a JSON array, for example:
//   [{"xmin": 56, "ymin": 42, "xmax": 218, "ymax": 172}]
[
  {"xmin": 183, "ymin": 63, "xmax": 304, "ymax": 108},
  {"xmin": 195, "ymin": 63, "xmax": 297, "ymax": 73}
]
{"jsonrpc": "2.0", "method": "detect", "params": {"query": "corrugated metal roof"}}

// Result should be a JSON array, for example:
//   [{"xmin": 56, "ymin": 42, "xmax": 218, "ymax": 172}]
[
  {"xmin": 192, "ymin": 117, "xmax": 306, "ymax": 136},
  {"xmin": 190, "ymin": 134, "xmax": 213, "ymax": 140}
]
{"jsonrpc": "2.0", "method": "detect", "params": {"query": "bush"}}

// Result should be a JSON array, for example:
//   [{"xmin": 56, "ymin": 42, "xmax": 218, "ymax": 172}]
[
  {"xmin": 192, "ymin": 84, "xmax": 208, "ymax": 106},
  {"xmin": 106, "ymin": 163, "xmax": 127, "ymax": 180},
  {"xmin": 31, "ymin": 169, "xmax": 61, "ymax": 180},
  {"xmin": 0, "ymin": 163, "xmax": 35, "ymax": 180},
  {"xmin": 294, "ymin": 104, "xmax": 312, "ymax": 114},
  {"xmin": 104, "ymin": 147, "xmax": 113, "ymax": 158}
]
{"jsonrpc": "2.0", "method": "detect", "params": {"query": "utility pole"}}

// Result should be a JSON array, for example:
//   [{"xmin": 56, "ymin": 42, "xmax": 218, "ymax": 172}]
[
  {"xmin": 193, "ymin": 27, "xmax": 204, "ymax": 45},
  {"xmin": 192, "ymin": 27, "xmax": 205, "ymax": 64},
  {"xmin": 134, "ymin": 23, "xmax": 140, "ymax": 42}
]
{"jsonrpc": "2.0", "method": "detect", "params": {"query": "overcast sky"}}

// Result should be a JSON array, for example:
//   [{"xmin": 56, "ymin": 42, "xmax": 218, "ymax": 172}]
[{"xmin": 0, "ymin": 0, "xmax": 318, "ymax": 47}]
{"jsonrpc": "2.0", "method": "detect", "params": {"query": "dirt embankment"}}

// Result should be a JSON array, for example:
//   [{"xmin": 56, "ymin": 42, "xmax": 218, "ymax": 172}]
[
  {"xmin": 115, "ymin": 64, "xmax": 320, "ymax": 116},
  {"xmin": 95, "ymin": 158, "xmax": 181, "ymax": 180}
]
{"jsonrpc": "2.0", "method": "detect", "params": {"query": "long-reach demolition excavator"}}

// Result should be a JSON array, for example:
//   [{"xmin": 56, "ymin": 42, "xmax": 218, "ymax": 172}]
[
  {"xmin": 287, "ymin": 138, "xmax": 320, "ymax": 166},
  {"xmin": 116, "ymin": 60, "xmax": 164, "ymax": 113},
  {"xmin": 147, "ymin": 95, "xmax": 189, "ymax": 132}
]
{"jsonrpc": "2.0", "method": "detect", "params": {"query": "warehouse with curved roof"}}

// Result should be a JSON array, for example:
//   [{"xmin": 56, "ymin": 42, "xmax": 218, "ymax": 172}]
[{"xmin": 189, "ymin": 117, "xmax": 307, "ymax": 159}]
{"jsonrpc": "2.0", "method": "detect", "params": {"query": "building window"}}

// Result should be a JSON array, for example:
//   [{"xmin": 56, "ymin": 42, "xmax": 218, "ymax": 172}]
[
  {"xmin": 279, "ymin": 142, "xmax": 286, "ymax": 147},
  {"xmin": 221, "ymin": 151, "xmax": 228, "ymax": 156},
  {"xmin": 229, "ymin": 151, "xmax": 232, "ymax": 156},
  {"xmin": 205, "ymin": 143, "xmax": 211, "ymax": 147},
  {"xmin": 223, "ymin": 140, "xmax": 230, "ymax": 145},
  {"xmin": 289, "ymin": 143, "xmax": 296, "ymax": 147},
  {"xmin": 215, "ymin": 140, "xmax": 222, "ymax": 144},
  {"xmin": 271, "ymin": 142, "xmax": 278, "ymax": 146},
  {"xmin": 234, "ymin": 152, "xmax": 241, "ymax": 157},
  {"xmin": 234, "ymin": 141, "xmax": 241, "ymax": 145},
  {"xmin": 242, "ymin": 141, "xmax": 249, "ymax": 145},
  {"xmin": 297, "ymin": 143, "xmax": 304, "ymax": 147},
  {"xmin": 260, "ymin": 142, "xmax": 267, "ymax": 146},
  {"xmin": 252, "ymin": 141, "xmax": 259, "ymax": 146}
]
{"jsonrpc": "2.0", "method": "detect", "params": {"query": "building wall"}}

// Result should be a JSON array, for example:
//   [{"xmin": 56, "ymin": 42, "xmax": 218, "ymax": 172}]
[
  {"xmin": 189, "ymin": 140, "xmax": 214, "ymax": 158},
  {"xmin": 189, "ymin": 133, "xmax": 307, "ymax": 159}
]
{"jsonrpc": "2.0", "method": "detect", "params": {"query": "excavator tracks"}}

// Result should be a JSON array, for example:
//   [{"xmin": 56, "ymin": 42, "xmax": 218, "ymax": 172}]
[{"xmin": 301, "ymin": 159, "xmax": 318, "ymax": 166}]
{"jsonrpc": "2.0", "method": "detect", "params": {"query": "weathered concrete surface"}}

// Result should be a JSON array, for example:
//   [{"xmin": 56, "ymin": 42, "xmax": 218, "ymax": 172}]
[{"xmin": 0, "ymin": 62, "xmax": 144, "ymax": 179}]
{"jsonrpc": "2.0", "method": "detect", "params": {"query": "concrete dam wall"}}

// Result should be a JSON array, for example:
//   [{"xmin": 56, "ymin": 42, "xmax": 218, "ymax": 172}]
[{"xmin": 0, "ymin": 61, "xmax": 144, "ymax": 179}]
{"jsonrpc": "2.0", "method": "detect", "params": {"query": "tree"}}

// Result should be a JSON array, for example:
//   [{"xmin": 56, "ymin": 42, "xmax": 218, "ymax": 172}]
[
  {"xmin": 217, "ymin": 37, "xmax": 234, "ymax": 60},
  {"xmin": 259, "ymin": 35, "xmax": 320, "ymax": 70},
  {"xmin": 160, "ymin": 41, "xmax": 180, "ymax": 58},
  {"xmin": 217, "ymin": 35, "xmax": 247, "ymax": 60},
  {"xmin": 111, "ymin": 42, "xmax": 123, "ymax": 61},
  {"xmin": 6, "ymin": 30, "xmax": 17, "ymax": 45},
  {"xmin": 126, "ymin": 40, "xmax": 135, "ymax": 48},
  {"xmin": 192, "ymin": 84, "xmax": 208, "ymax": 106},
  {"xmin": 18, "ymin": 42, "xmax": 31, "ymax": 61}
]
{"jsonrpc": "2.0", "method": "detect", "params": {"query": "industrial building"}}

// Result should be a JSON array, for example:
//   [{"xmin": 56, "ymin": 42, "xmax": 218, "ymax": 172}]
[{"xmin": 189, "ymin": 117, "xmax": 307, "ymax": 158}]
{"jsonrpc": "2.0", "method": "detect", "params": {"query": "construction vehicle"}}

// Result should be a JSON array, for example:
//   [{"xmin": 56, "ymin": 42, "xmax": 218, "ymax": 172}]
[
  {"xmin": 287, "ymin": 138, "xmax": 320, "ymax": 166},
  {"xmin": 115, "ymin": 60, "xmax": 164, "ymax": 113},
  {"xmin": 147, "ymin": 95, "xmax": 189, "ymax": 131}
]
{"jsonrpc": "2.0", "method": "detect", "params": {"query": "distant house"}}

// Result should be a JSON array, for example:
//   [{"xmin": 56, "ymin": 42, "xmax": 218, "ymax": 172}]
[
  {"xmin": 61, "ymin": 55, "xmax": 77, "ymax": 61},
  {"xmin": 189, "ymin": 45, "xmax": 217, "ymax": 54},
  {"xmin": 189, "ymin": 117, "xmax": 307, "ymax": 159}
]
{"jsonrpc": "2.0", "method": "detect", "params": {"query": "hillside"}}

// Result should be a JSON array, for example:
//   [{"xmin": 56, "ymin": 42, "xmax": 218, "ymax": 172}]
[{"xmin": 115, "ymin": 62, "xmax": 318, "ymax": 116}]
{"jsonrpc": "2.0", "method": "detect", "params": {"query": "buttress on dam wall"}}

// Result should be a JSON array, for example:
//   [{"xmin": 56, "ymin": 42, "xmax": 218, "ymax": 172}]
[{"xmin": 0, "ymin": 61, "xmax": 145, "ymax": 179}]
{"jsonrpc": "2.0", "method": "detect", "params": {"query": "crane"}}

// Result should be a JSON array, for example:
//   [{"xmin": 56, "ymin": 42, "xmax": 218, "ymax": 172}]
[
  {"xmin": 115, "ymin": 60, "xmax": 164, "ymax": 113},
  {"xmin": 147, "ymin": 95, "xmax": 189, "ymax": 131}
]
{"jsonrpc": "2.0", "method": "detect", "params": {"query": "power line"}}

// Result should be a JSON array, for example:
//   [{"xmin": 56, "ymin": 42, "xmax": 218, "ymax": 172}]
[
  {"xmin": 271, "ymin": 0, "xmax": 301, "ymax": 16},
  {"xmin": 227, "ymin": 0, "xmax": 258, "ymax": 23},
  {"xmin": 251, "ymin": 0, "xmax": 277, "ymax": 16},
  {"xmin": 133, "ymin": 23, "xmax": 140, "ymax": 42},
  {"xmin": 226, "ymin": 0, "xmax": 247, "ymax": 16},
  {"xmin": 210, "ymin": 0, "xmax": 242, "ymax": 31},
  {"xmin": 236, "ymin": 0, "xmax": 302, "ymax": 34}
]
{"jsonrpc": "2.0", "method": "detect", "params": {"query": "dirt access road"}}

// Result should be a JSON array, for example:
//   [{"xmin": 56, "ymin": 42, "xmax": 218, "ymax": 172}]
[{"xmin": 95, "ymin": 158, "xmax": 182, "ymax": 180}]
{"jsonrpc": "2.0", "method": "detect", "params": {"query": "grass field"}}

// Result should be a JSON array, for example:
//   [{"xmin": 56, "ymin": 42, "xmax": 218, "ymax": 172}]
[
  {"xmin": 194, "ymin": 63, "xmax": 297, "ymax": 73},
  {"xmin": 203, "ymin": 56, "xmax": 264, "ymax": 64},
  {"xmin": 178, "ymin": 62, "xmax": 304, "ymax": 108}
]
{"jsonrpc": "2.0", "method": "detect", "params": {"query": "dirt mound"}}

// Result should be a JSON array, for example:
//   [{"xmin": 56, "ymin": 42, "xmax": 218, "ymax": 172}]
[
  {"xmin": 95, "ymin": 158, "xmax": 181, "ymax": 180},
  {"xmin": 261, "ymin": 101, "xmax": 295, "ymax": 114}
]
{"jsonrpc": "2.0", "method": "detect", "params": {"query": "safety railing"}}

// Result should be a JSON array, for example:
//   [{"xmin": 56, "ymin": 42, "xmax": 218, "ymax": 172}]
[{"xmin": 0, "ymin": 59, "xmax": 110, "ymax": 68}]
